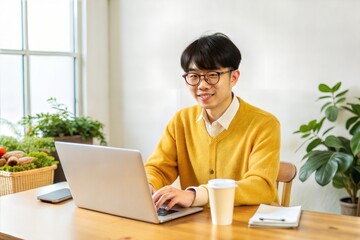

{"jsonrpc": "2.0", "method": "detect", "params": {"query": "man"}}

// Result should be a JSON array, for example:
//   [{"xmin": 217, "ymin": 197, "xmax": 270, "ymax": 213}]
[{"xmin": 145, "ymin": 33, "xmax": 280, "ymax": 210}]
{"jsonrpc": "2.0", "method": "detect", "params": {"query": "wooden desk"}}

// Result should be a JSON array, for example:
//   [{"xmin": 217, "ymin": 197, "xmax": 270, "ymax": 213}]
[{"xmin": 1, "ymin": 182, "xmax": 360, "ymax": 240}]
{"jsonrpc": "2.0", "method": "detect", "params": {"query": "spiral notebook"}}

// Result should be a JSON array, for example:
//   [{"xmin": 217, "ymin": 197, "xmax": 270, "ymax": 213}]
[{"xmin": 248, "ymin": 204, "xmax": 302, "ymax": 228}]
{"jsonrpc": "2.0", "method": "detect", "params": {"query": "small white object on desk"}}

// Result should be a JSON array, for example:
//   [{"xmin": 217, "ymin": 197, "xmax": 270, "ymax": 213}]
[{"xmin": 248, "ymin": 204, "xmax": 302, "ymax": 228}]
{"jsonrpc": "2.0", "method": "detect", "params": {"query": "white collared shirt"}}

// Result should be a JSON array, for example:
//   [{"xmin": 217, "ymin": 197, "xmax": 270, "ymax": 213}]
[{"xmin": 196, "ymin": 94, "xmax": 240, "ymax": 137}]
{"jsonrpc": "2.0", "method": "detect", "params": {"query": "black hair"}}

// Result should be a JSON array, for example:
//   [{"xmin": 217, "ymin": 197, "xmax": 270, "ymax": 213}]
[{"xmin": 180, "ymin": 33, "xmax": 241, "ymax": 72}]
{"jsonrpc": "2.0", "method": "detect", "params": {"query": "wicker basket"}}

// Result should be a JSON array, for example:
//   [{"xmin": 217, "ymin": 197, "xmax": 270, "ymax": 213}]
[{"xmin": 0, "ymin": 165, "xmax": 57, "ymax": 196}]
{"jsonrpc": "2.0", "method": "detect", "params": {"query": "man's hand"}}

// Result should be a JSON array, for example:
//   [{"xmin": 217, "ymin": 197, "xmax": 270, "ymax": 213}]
[{"xmin": 152, "ymin": 185, "xmax": 195, "ymax": 210}]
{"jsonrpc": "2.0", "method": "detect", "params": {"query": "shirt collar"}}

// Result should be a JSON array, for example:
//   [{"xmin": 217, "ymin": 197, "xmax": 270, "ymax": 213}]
[{"xmin": 196, "ymin": 94, "xmax": 240, "ymax": 130}]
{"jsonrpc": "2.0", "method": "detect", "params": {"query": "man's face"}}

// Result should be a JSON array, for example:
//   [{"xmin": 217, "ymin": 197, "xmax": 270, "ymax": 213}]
[{"xmin": 185, "ymin": 63, "xmax": 240, "ymax": 120}]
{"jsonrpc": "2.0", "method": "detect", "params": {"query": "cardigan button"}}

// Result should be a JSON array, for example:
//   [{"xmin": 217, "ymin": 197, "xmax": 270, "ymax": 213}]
[{"xmin": 209, "ymin": 169, "xmax": 214, "ymax": 174}]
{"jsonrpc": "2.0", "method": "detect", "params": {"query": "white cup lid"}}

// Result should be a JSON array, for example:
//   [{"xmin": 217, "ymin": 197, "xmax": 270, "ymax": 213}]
[{"xmin": 207, "ymin": 179, "xmax": 237, "ymax": 189}]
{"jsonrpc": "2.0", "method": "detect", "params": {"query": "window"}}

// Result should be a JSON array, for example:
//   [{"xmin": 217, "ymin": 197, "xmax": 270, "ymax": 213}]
[{"xmin": 0, "ymin": 0, "xmax": 80, "ymax": 136}]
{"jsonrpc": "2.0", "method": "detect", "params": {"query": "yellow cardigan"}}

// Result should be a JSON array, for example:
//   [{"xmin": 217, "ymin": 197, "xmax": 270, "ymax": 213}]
[{"xmin": 145, "ymin": 97, "xmax": 280, "ymax": 206}]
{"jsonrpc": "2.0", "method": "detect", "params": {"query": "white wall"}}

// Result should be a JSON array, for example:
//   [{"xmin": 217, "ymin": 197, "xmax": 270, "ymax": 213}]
[
  {"xmin": 82, "ymin": 0, "xmax": 110, "ymax": 143},
  {"xmin": 105, "ymin": 0, "xmax": 360, "ymax": 214}
]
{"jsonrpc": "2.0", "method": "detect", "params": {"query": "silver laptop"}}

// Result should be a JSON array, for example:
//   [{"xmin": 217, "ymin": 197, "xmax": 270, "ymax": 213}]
[{"xmin": 55, "ymin": 141, "xmax": 203, "ymax": 224}]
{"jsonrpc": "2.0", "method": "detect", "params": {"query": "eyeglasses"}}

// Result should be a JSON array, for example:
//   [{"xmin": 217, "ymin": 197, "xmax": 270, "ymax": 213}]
[{"xmin": 182, "ymin": 70, "xmax": 233, "ymax": 86}]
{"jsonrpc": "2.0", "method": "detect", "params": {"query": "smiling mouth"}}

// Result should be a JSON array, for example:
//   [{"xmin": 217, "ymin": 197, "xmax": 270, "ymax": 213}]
[{"xmin": 197, "ymin": 93, "xmax": 214, "ymax": 101}]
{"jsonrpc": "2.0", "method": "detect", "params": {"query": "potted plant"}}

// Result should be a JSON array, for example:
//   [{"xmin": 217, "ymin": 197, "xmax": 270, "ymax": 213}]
[
  {"xmin": 294, "ymin": 82, "xmax": 360, "ymax": 215},
  {"xmin": 19, "ymin": 98, "xmax": 107, "ymax": 145}
]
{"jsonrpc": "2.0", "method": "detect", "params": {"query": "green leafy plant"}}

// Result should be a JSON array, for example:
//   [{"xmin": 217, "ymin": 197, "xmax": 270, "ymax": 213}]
[
  {"xmin": 18, "ymin": 98, "xmax": 107, "ymax": 145},
  {"xmin": 0, "ymin": 135, "xmax": 56, "ymax": 153},
  {"xmin": 294, "ymin": 82, "xmax": 360, "ymax": 204},
  {"xmin": 0, "ymin": 136, "xmax": 19, "ymax": 151},
  {"xmin": 28, "ymin": 151, "xmax": 58, "ymax": 168},
  {"xmin": 18, "ymin": 137, "xmax": 56, "ymax": 153}
]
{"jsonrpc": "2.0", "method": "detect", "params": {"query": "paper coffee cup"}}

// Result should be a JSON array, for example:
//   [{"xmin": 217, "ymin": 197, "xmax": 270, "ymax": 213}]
[{"xmin": 208, "ymin": 179, "xmax": 237, "ymax": 225}]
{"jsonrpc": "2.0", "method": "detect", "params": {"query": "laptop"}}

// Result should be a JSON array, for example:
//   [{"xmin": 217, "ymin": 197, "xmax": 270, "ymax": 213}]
[{"xmin": 54, "ymin": 141, "xmax": 203, "ymax": 224}]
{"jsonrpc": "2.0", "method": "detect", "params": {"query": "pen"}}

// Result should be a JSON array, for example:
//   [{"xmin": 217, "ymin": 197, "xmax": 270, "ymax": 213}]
[{"xmin": 259, "ymin": 217, "xmax": 286, "ymax": 221}]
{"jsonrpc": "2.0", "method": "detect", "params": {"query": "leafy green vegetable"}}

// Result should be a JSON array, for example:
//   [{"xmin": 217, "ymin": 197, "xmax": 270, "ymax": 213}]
[
  {"xmin": 0, "ymin": 163, "xmax": 36, "ymax": 172},
  {"xmin": 27, "ymin": 152, "xmax": 58, "ymax": 168},
  {"xmin": 0, "ymin": 136, "xmax": 19, "ymax": 151},
  {"xmin": 18, "ymin": 137, "xmax": 55, "ymax": 153}
]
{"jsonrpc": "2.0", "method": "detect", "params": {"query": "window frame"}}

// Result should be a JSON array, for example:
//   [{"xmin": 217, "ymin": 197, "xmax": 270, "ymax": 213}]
[{"xmin": 0, "ymin": 0, "xmax": 82, "ymax": 119}]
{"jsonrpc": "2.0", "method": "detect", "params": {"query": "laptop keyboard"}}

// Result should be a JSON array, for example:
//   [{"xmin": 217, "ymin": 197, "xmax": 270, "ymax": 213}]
[{"xmin": 157, "ymin": 208, "xmax": 178, "ymax": 216}]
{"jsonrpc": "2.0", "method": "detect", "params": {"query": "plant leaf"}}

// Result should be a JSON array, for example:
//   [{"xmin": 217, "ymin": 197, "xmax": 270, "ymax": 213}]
[
  {"xmin": 315, "ymin": 160, "xmax": 337, "ymax": 186},
  {"xmin": 317, "ymin": 96, "xmax": 332, "ymax": 100},
  {"xmin": 331, "ymin": 82, "xmax": 342, "ymax": 92},
  {"xmin": 319, "ymin": 84, "xmax": 332, "ymax": 93},
  {"xmin": 301, "ymin": 133, "xmax": 311, "ymax": 138},
  {"xmin": 335, "ymin": 97, "xmax": 346, "ymax": 104},
  {"xmin": 343, "ymin": 105, "xmax": 354, "ymax": 113},
  {"xmin": 299, "ymin": 124, "xmax": 310, "ymax": 132},
  {"xmin": 308, "ymin": 119, "xmax": 318, "ymax": 129},
  {"xmin": 332, "ymin": 174, "xmax": 346, "ymax": 188},
  {"xmin": 350, "ymin": 132, "xmax": 360, "ymax": 156},
  {"xmin": 325, "ymin": 106, "xmax": 339, "ymax": 122},
  {"xmin": 338, "ymin": 136, "xmax": 352, "ymax": 154},
  {"xmin": 324, "ymin": 135, "xmax": 344, "ymax": 149},
  {"xmin": 299, "ymin": 151, "xmax": 328, "ymax": 182},
  {"xmin": 335, "ymin": 89, "xmax": 349, "ymax": 98},
  {"xmin": 346, "ymin": 116, "xmax": 358, "ymax": 130},
  {"xmin": 349, "ymin": 121, "xmax": 360, "ymax": 135},
  {"xmin": 299, "ymin": 150, "xmax": 331, "ymax": 182},
  {"xmin": 315, "ymin": 152, "xmax": 353, "ymax": 185},
  {"xmin": 330, "ymin": 152, "xmax": 354, "ymax": 172},
  {"xmin": 350, "ymin": 104, "xmax": 360, "ymax": 116},
  {"xmin": 306, "ymin": 138, "xmax": 322, "ymax": 152},
  {"xmin": 299, "ymin": 151, "xmax": 353, "ymax": 186}
]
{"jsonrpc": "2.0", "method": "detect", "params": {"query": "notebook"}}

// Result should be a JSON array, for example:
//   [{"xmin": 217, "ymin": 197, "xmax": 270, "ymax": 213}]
[
  {"xmin": 248, "ymin": 204, "xmax": 302, "ymax": 228},
  {"xmin": 55, "ymin": 141, "xmax": 203, "ymax": 224}
]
